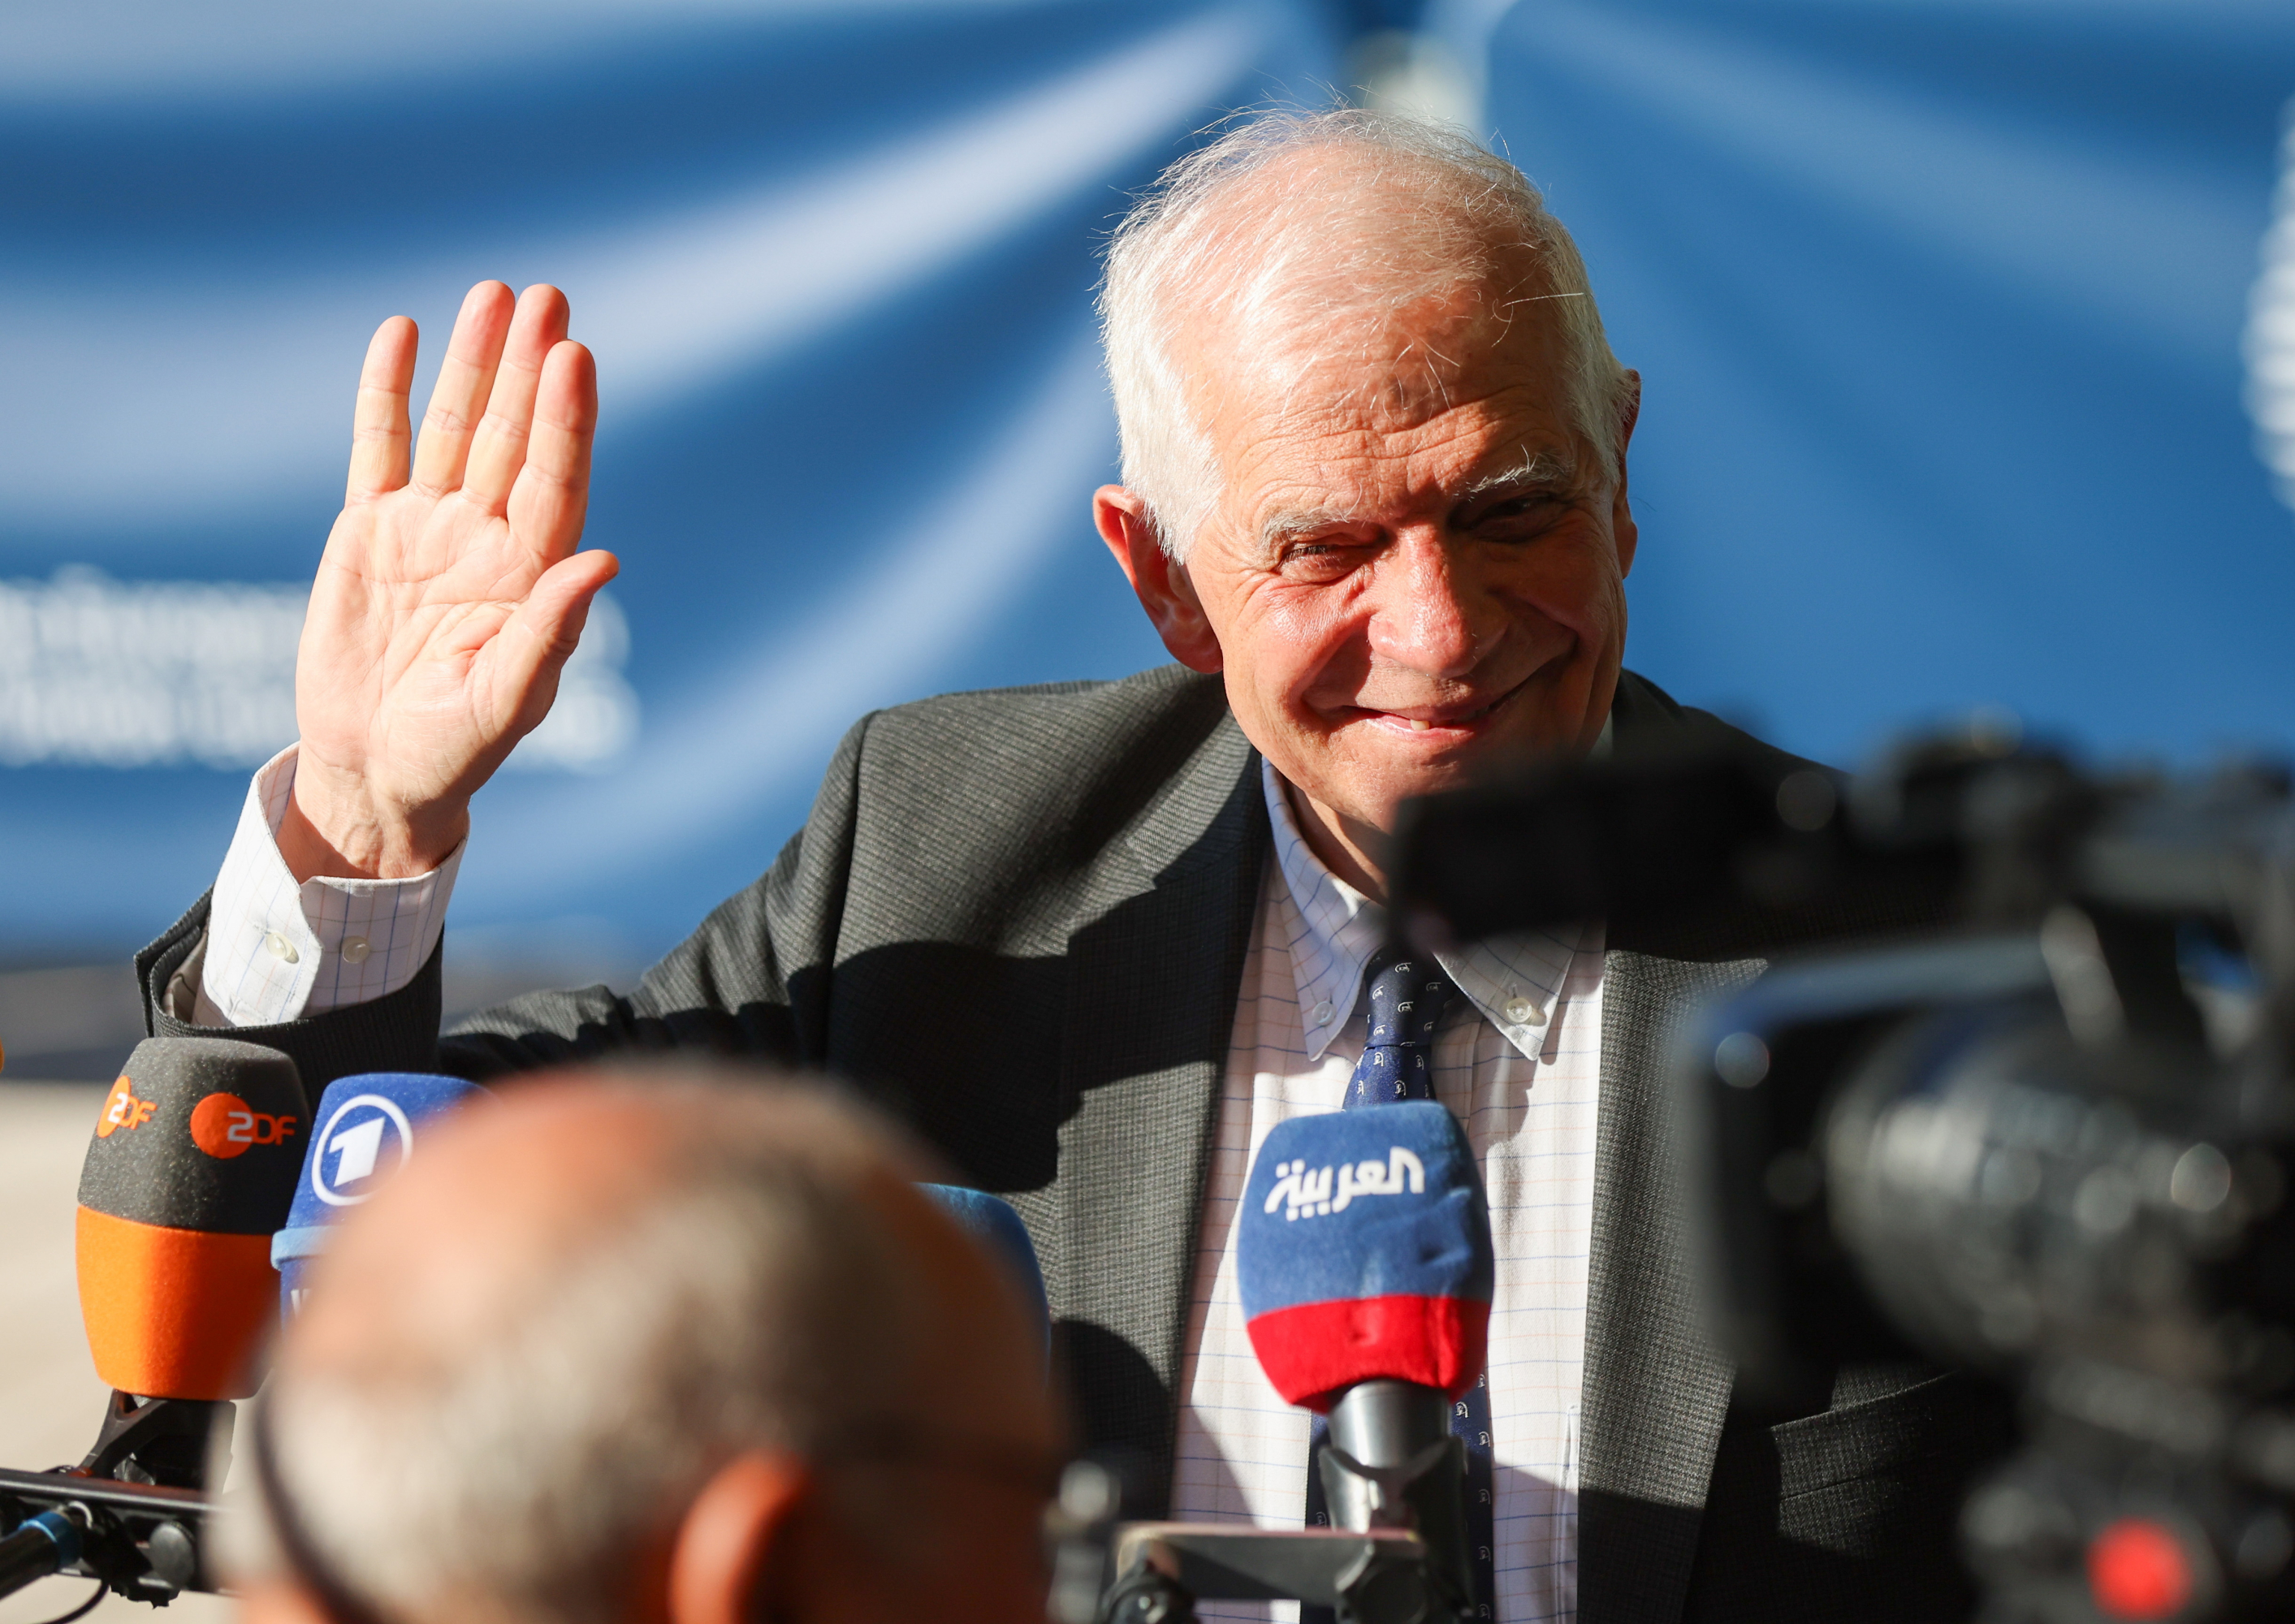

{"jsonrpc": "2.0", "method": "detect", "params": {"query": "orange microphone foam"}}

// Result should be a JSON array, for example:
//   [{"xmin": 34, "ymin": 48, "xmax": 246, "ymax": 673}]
[
  {"xmin": 75, "ymin": 1039, "xmax": 308, "ymax": 1400},
  {"xmin": 74, "ymin": 1207, "xmax": 279, "ymax": 1399}
]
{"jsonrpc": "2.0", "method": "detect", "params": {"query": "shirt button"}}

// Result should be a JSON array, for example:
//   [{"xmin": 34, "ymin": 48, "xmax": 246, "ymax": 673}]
[
  {"xmin": 1309, "ymin": 1000, "xmax": 1335, "ymax": 1027},
  {"xmin": 1504, "ymin": 994, "xmax": 1544, "ymax": 1025},
  {"xmin": 340, "ymin": 936, "xmax": 371, "ymax": 965},
  {"xmin": 266, "ymin": 932, "xmax": 300, "ymax": 965}
]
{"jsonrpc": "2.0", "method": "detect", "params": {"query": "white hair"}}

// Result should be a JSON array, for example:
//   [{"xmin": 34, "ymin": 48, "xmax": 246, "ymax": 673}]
[
  {"xmin": 1099, "ymin": 107, "xmax": 1634, "ymax": 560},
  {"xmin": 229, "ymin": 1082, "xmax": 938, "ymax": 1624}
]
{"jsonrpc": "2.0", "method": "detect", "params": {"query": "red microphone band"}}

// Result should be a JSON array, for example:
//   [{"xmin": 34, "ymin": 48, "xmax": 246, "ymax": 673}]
[{"xmin": 1246, "ymin": 1294, "xmax": 1491, "ymax": 1412}]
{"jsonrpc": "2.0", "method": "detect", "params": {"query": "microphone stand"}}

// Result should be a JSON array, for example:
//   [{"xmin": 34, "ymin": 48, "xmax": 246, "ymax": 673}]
[
  {"xmin": 1070, "ymin": 1383, "xmax": 1476, "ymax": 1624},
  {"xmin": 0, "ymin": 1391, "xmax": 228, "ymax": 1608},
  {"xmin": 1098, "ymin": 1525, "xmax": 1446, "ymax": 1624},
  {"xmin": 1316, "ymin": 1380, "xmax": 1476, "ymax": 1617}
]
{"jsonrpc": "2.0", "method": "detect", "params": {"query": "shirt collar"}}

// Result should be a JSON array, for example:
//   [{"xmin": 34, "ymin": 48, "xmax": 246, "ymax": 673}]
[
  {"xmin": 1262, "ymin": 755, "xmax": 1385, "ymax": 1060},
  {"xmin": 1260, "ymin": 757, "xmax": 1591, "ymax": 1064}
]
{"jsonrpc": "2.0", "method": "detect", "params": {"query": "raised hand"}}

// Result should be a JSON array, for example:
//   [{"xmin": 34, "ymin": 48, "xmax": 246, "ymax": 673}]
[{"xmin": 279, "ymin": 281, "xmax": 616, "ymax": 881}]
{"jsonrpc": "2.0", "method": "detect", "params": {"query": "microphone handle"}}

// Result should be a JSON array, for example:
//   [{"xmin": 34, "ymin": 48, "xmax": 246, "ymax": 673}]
[
  {"xmin": 1321, "ymin": 1380, "xmax": 1474, "ymax": 1618},
  {"xmin": 0, "ymin": 1511, "xmax": 83, "ymax": 1602}
]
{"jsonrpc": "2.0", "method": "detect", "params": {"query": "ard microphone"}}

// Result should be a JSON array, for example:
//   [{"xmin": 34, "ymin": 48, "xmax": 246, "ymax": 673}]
[
  {"xmin": 1238, "ymin": 1103, "xmax": 1493, "ymax": 1615},
  {"xmin": 920, "ymin": 1186, "xmax": 1050, "ymax": 1363},
  {"xmin": 76, "ymin": 1038, "xmax": 309, "ymax": 1401},
  {"xmin": 274, "ymin": 1073, "xmax": 488, "ymax": 1319}
]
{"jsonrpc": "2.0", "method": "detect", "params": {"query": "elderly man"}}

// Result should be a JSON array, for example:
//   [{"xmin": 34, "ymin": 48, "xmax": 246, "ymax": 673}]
[
  {"xmin": 225, "ymin": 1073, "xmax": 1061, "ymax": 1624},
  {"xmin": 141, "ymin": 111, "xmax": 2005, "ymax": 1622}
]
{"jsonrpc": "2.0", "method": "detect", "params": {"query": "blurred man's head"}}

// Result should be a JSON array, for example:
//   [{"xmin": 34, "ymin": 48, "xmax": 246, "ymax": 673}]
[
  {"xmin": 1096, "ymin": 109, "xmax": 1640, "ymax": 895},
  {"xmin": 229, "ymin": 1073, "xmax": 1060, "ymax": 1624}
]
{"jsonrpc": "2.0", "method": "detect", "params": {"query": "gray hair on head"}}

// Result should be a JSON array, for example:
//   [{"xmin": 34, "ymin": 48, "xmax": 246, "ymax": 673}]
[
  {"xmin": 1098, "ymin": 106, "xmax": 1634, "ymax": 561},
  {"xmin": 227, "ymin": 1078, "xmax": 938, "ymax": 1624}
]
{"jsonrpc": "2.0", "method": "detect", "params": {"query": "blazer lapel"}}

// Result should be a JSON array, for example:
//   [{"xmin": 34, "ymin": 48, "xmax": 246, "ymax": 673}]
[
  {"xmin": 1578, "ymin": 948, "xmax": 1763, "ymax": 1624},
  {"xmin": 1047, "ymin": 713, "xmax": 1268, "ymax": 1513}
]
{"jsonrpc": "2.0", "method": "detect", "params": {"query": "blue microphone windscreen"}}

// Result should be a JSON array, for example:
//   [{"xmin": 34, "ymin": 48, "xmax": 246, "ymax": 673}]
[
  {"xmin": 276, "ymin": 1073, "xmax": 488, "ymax": 1317},
  {"xmin": 1238, "ymin": 1102, "xmax": 1494, "ymax": 1406},
  {"xmin": 919, "ymin": 1185, "xmax": 1050, "ymax": 1358}
]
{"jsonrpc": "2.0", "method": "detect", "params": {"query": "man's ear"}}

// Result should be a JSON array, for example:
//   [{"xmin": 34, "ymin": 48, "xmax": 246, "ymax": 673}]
[
  {"xmin": 1610, "ymin": 372, "xmax": 1641, "ymax": 579},
  {"xmin": 667, "ymin": 1453, "xmax": 810, "ymax": 1624},
  {"xmin": 1093, "ymin": 486, "xmax": 1222, "ymax": 673}
]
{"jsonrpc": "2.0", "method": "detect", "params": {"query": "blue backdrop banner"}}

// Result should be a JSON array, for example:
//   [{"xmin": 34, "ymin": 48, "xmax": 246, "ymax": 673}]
[
  {"xmin": 0, "ymin": 0, "xmax": 1343, "ymax": 960},
  {"xmin": 5, "ymin": 0, "xmax": 2292, "ymax": 965}
]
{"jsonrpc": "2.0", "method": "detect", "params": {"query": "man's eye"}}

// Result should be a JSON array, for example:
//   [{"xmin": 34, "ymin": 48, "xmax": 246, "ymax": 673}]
[
  {"xmin": 1280, "ymin": 542, "xmax": 1357, "ymax": 572},
  {"xmin": 1472, "ymin": 492, "xmax": 1573, "ymax": 535}
]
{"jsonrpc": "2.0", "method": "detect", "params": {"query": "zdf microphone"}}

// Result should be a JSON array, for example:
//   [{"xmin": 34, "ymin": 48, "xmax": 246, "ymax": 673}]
[
  {"xmin": 76, "ymin": 1037, "xmax": 309, "ymax": 1400},
  {"xmin": 274, "ymin": 1073, "xmax": 489, "ymax": 1320}
]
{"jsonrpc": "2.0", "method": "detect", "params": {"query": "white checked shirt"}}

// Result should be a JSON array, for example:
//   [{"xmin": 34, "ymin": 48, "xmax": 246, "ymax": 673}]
[
  {"xmin": 195, "ymin": 746, "xmax": 460, "ymax": 1027},
  {"xmin": 1167, "ymin": 760, "xmax": 1603, "ymax": 1624},
  {"xmin": 197, "ymin": 744, "xmax": 1605, "ymax": 1624}
]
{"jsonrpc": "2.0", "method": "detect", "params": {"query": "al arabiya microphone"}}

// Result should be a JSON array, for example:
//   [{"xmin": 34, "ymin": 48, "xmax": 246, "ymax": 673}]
[
  {"xmin": 1238, "ymin": 1102, "xmax": 1494, "ymax": 1613},
  {"xmin": 274, "ymin": 1073, "xmax": 489, "ymax": 1320},
  {"xmin": 1239, "ymin": 1102, "xmax": 1495, "ymax": 1406}
]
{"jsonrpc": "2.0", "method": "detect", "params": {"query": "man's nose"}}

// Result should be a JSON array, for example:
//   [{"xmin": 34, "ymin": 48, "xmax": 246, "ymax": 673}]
[{"xmin": 1363, "ymin": 533, "xmax": 1498, "ymax": 680}]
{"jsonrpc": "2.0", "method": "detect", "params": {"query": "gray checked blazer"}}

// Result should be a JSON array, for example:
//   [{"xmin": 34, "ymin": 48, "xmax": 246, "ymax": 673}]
[{"xmin": 136, "ymin": 665, "xmax": 2011, "ymax": 1624}]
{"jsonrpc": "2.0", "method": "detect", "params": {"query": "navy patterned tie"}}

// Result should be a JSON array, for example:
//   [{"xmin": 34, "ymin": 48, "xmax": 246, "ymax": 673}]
[{"xmin": 1303, "ymin": 949, "xmax": 1497, "ymax": 1623}]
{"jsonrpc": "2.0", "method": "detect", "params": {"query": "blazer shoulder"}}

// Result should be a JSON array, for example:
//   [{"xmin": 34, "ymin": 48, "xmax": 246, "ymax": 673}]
[
  {"xmin": 850, "ymin": 663, "xmax": 1240, "ymax": 814},
  {"xmin": 866, "ymin": 663, "xmax": 1225, "ymax": 741},
  {"xmin": 1612, "ymin": 667, "xmax": 1832, "ymax": 777},
  {"xmin": 824, "ymin": 663, "xmax": 1254, "ymax": 926}
]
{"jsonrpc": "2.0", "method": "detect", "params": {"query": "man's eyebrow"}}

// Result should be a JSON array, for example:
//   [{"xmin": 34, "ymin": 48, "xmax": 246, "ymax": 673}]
[
  {"xmin": 1455, "ymin": 447, "xmax": 1578, "ymax": 504},
  {"xmin": 1254, "ymin": 503, "xmax": 1359, "ymax": 564},
  {"xmin": 1249, "ymin": 447, "xmax": 1581, "ymax": 563}
]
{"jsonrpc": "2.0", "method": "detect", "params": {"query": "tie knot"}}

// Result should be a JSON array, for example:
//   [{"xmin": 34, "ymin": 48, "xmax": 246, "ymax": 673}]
[{"xmin": 1364, "ymin": 952, "xmax": 1454, "ymax": 1049}]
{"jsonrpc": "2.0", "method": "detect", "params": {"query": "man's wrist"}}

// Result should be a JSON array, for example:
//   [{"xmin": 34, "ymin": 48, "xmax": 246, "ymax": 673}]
[
  {"xmin": 281, "ymin": 757, "xmax": 468, "ymax": 882},
  {"xmin": 201, "ymin": 745, "xmax": 466, "ymax": 1026}
]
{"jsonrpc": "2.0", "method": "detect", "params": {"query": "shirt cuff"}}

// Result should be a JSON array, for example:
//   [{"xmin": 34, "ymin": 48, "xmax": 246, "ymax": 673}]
[{"xmin": 194, "ymin": 745, "xmax": 463, "ymax": 1027}]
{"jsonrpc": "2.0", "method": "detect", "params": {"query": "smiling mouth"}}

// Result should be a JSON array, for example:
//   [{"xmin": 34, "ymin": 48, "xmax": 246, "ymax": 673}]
[{"xmin": 1373, "ymin": 676, "xmax": 1530, "ymax": 734}]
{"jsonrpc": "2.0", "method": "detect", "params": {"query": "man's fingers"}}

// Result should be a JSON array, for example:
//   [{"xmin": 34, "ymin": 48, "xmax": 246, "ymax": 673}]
[
  {"xmin": 461, "ymin": 284, "xmax": 572, "ymax": 517},
  {"xmin": 528, "ymin": 548, "xmax": 621, "ymax": 647},
  {"xmin": 487, "ymin": 548, "xmax": 621, "ymax": 733},
  {"xmin": 345, "ymin": 317, "xmax": 417, "ymax": 501},
  {"xmin": 409, "ymin": 282, "xmax": 515, "ymax": 496},
  {"xmin": 504, "ymin": 340, "xmax": 599, "ymax": 565}
]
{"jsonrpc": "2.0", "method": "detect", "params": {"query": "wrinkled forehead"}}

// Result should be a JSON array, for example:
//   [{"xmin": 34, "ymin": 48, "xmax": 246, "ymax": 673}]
[
  {"xmin": 1173, "ymin": 283, "xmax": 1584, "ymax": 516},
  {"xmin": 1227, "ymin": 287, "xmax": 1567, "ymax": 434}
]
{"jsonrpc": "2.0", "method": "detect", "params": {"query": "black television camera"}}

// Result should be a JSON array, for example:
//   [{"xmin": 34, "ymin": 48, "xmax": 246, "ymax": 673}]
[{"xmin": 1391, "ymin": 724, "xmax": 2295, "ymax": 1623}]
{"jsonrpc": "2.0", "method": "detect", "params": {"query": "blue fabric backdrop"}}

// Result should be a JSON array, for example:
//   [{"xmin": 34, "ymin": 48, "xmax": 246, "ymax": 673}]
[
  {"xmin": 0, "ymin": 0, "xmax": 1345, "ymax": 960},
  {"xmin": 3, "ymin": 0, "xmax": 2291, "ymax": 963}
]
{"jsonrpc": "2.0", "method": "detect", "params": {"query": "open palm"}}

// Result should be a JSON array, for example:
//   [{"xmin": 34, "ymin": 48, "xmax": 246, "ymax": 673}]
[{"xmin": 287, "ymin": 283, "xmax": 616, "ymax": 879}]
